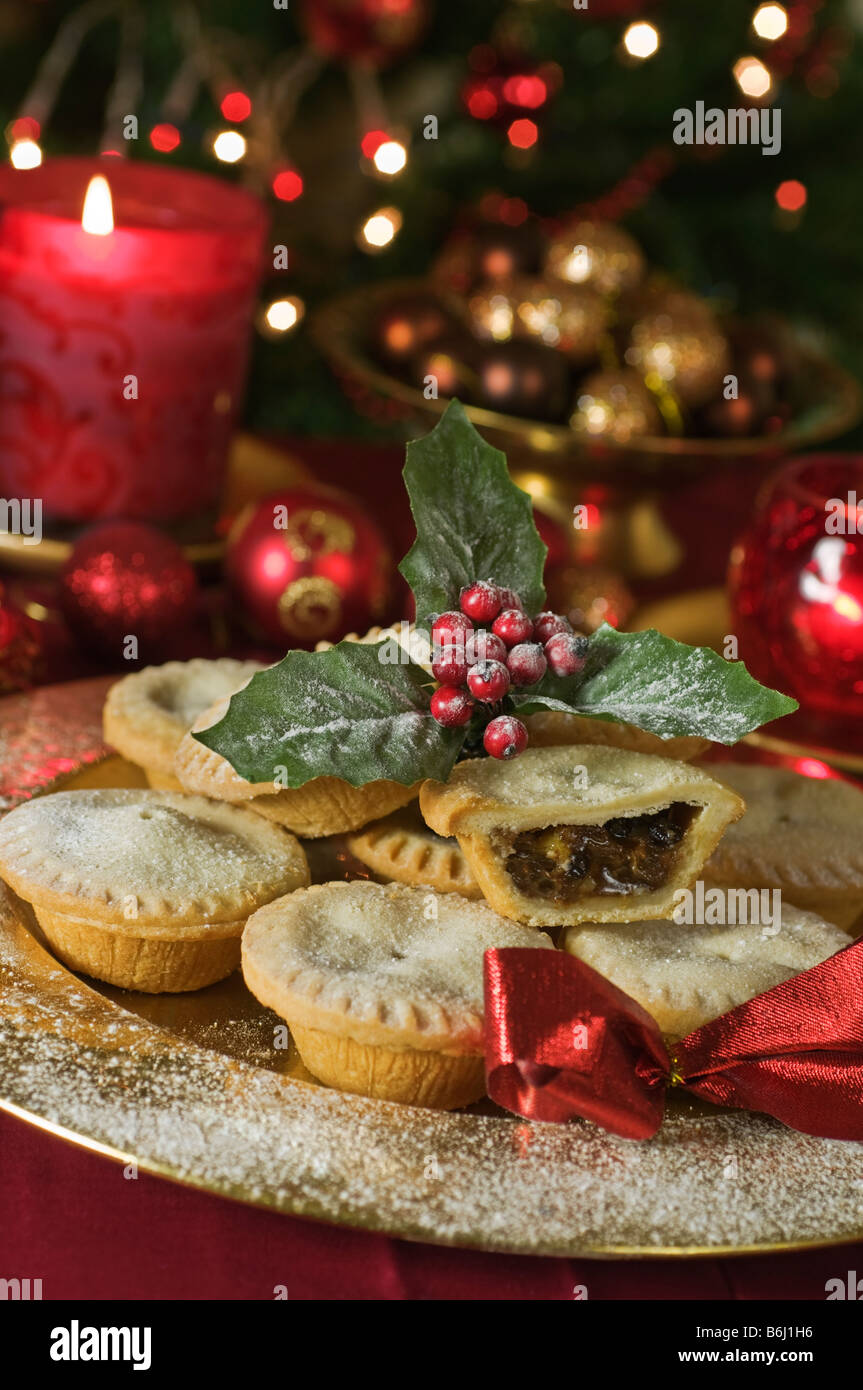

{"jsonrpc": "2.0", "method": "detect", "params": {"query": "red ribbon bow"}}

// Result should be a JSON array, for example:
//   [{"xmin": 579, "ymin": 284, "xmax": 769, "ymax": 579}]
[{"xmin": 483, "ymin": 941, "xmax": 863, "ymax": 1140}]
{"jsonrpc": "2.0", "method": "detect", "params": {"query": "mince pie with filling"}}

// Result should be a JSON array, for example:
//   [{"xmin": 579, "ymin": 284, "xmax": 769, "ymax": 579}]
[{"xmin": 420, "ymin": 745, "xmax": 744, "ymax": 928}]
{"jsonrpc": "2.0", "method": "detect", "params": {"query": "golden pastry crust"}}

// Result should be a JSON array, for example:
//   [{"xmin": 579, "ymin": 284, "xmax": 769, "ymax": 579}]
[
  {"xmin": 0, "ymin": 788, "xmax": 309, "ymax": 993},
  {"xmin": 700, "ymin": 763, "xmax": 863, "ymax": 929},
  {"xmin": 523, "ymin": 711, "xmax": 711, "ymax": 762},
  {"xmin": 32, "ymin": 906, "xmax": 245, "ymax": 994},
  {"xmin": 346, "ymin": 804, "xmax": 480, "ymax": 899},
  {"xmin": 103, "ymin": 658, "xmax": 265, "ymax": 784},
  {"xmin": 0, "ymin": 788, "xmax": 309, "ymax": 928},
  {"xmin": 242, "ymin": 880, "xmax": 552, "ymax": 1106},
  {"xmin": 174, "ymin": 696, "xmax": 420, "ymax": 837},
  {"xmin": 420, "ymin": 745, "xmax": 744, "ymax": 928},
  {"xmin": 564, "ymin": 905, "xmax": 849, "ymax": 1036}
]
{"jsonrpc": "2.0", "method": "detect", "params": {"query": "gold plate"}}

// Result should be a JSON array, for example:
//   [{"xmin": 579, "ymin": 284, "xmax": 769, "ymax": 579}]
[{"xmin": 2, "ymin": 679, "xmax": 863, "ymax": 1257}]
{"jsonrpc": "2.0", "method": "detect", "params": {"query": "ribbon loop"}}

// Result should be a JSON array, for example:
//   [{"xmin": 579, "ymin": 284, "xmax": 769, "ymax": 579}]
[{"xmin": 484, "ymin": 939, "xmax": 863, "ymax": 1142}]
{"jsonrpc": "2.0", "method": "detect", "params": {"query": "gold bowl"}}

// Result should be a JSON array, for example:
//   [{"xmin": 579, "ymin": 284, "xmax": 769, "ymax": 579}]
[{"xmin": 313, "ymin": 280, "xmax": 863, "ymax": 579}]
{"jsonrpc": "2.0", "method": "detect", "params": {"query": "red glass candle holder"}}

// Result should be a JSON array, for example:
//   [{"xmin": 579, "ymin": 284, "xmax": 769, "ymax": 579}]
[
  {"xmin": 0, "ymin": 158, "xmax": 268, "ymax": 525},
  {"xmin": 728, "ymin": 454, "xmax": 863, "ymax": 727}
]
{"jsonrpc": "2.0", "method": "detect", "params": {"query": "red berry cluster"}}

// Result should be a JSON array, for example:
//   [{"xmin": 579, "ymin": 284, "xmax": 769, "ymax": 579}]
[{"xmin": 428, "ymin": 580, "xmax": 587, "ymax": 760}]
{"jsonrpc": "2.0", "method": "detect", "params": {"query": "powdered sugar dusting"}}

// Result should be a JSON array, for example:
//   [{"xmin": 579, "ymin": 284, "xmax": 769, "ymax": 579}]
[{"xmin": 4, "ymin": 888, "xmax": 863, "ymax": 1255}]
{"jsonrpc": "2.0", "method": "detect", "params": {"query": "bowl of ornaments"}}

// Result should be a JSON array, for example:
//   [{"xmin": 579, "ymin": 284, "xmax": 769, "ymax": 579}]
[{"xmin": 313, "ymin": 211, "xmax": 862, "ymax": 579}]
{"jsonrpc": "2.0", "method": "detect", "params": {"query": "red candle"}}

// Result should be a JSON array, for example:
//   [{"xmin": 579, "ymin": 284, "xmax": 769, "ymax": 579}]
[{"xmin": 0, "ymin": 158, "xmax": 268, "ymax": 524}]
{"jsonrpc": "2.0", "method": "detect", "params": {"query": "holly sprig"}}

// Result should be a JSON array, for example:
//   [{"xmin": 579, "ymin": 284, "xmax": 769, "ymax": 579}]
[{"xmin": 195, "ymin": 401, "xmax": 797, "ymax": 787}]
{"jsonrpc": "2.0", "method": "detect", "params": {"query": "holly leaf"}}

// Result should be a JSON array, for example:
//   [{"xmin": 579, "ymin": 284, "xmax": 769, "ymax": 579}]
[
  {"xmin": 194, "ymin": 641, "xmax": 465, "ymax": 787},
  {"xmin": 399, "ymin": 399, "xmax": 547, "ymax": 627},
  {"xmin": 511, "ymin": 624, "xmax": 797, "ymax": 744}
]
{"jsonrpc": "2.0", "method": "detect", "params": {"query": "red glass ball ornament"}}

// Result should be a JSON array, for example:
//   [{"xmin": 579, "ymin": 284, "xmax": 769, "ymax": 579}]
[
  {"xmin": 0, "ymin": 581, "xmax": 43, "ymax": 692},
  {"xmin": 729, "ymin": 455, "xmax": 863, "ymax": 721},
  {"xmin": 299, "ymin": 0, "xmax": 428, "ymax": 68},
  {"xmin": 225, "ymin": 487, "xmax": 392, "ymax": 649},
  {"xmin": 59, "ymin": 522, "xmax": 197, "ymax": 656}
]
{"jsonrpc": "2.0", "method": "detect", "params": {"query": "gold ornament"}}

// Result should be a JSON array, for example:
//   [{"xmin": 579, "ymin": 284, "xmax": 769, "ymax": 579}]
[
  {"xmin": 278, "ymin": 575, "xmax": 343, "ymax": 639},
  {"xmin": 467, "ymin": 276, "xmax": 608, "ymax": 364},
  {"xmin": 283, "ymin": 507, "xmax": 356, "ymax": 560},
  {"xmin": 569, "ymin": 369, "xmax": 663, "ymax": 443},
  {"xmin": 545, "ymin": 221, "xmax": 645, "ymax": 297},
  {"xmin": 621, "ymin": 286, "xmax": 730, "ymax": 410}
]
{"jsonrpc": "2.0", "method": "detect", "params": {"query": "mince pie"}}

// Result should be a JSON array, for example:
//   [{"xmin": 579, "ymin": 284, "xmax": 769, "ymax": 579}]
[
  {"xmin": 565, "ymin": 903, "xmax": 850, "ymax": 1037},
  {"xmin": 420, "ymin": 745, "xmax": 744, "ymax": 927},
  {"xmin": 103, "ymin": 658, "xmax": 265, "ymax": 790},
  {"xmin": 241, "ymin": 880, "xmax": 553, "ymax": 1108},
  {"xmin": 0, "ymin": 789, "xmax": 309, "ymax": 992}
]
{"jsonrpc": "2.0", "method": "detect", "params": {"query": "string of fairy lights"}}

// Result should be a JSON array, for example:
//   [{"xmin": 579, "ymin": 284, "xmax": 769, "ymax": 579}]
[{"xmin": 3, "ymin": 1, "xmax": 844, "ymax": 338}]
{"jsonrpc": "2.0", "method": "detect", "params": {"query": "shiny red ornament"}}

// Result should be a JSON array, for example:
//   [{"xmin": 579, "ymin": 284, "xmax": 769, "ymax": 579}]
[
  {"xmin": 0, "ymin": 583, "xmax": 43, "ymax": 693},
  {"xmin": 299, "ymin": 0, "xmax": 428, "ymax": 68},
  {"xmin": 729, "ymin": 455, "xmax": 863, "ymax": 722},
  {"xmin": 225, "ymin": 486, "xmax": 392, "ymax": 649},
  {"xmin": 59, "ymin": 523, "xmax": 197, "ymax": 657},
  {"xmin": 484, "ymin": 942, "xmax": 863, "ymax": 1141}
]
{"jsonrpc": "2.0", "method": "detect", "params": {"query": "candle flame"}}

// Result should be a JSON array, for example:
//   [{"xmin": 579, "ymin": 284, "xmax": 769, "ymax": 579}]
[{"xmin": 81, "ymin": 175, "xmax": 114, "ymax": 235}]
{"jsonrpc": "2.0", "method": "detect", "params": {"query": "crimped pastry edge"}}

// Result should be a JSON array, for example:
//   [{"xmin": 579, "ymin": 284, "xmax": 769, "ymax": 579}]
[{"xmin": 241, "ymin": 880, "xmax": 552, "ymax": 1052}]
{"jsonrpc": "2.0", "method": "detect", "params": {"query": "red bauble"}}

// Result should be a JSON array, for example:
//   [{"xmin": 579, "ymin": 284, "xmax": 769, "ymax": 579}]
[
  {"xmin": 300, "ymin": 0, "xmax": 428, "ymax": 67},
  {"xmin": 225, "ymin": 486, "xmax": 392, "ymax": 648},
  {"xmin": 60, "ymin": 523, "xmax": 197, "ymax": 657},
  {"xmin": 729, "ymin": 455, "xmax": 863, "ymax": 722},
  {"xmin": 0, "ymin": 582, "xmax": 43, "ymax": 692}
]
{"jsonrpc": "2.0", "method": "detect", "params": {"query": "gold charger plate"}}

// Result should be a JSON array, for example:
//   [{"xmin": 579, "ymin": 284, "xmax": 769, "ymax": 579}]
[{"xmin": 2, "ymin": 678, "xmax": 863, "ymax": 1258}]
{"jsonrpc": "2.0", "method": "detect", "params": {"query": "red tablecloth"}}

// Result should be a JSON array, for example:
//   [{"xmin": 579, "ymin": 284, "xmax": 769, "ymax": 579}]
[
  {"xmin": 2, "ymin": 437, "xmax": 853, "ymax": 1300},
  {"xmin": 3, "ymin": 1112, "xmax": 860, "ymax": 1300}
]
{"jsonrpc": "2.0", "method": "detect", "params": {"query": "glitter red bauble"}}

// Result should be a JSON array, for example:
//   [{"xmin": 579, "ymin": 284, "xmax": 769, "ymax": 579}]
[
  {"xmin": 225, "ymin": 486, "xmax": 393, "ymax": 649},
  {"xmin": 729, "ymin": 455, "xmax": 863, "ymax": 722},
  {"xmin": 59, "ymin": 522, "xmax": 198, "ymax": 657},
  {"xmin": 299, "ymin": 0, "xmax": 428, "ymax": 68},
  {"xmin": 0, "ymin": 582, "xmax": 43, "ymax": 693}
]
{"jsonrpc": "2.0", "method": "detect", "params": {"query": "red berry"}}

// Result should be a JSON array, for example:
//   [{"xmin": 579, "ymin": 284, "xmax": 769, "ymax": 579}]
[
  {"xmin": 483, "ymin": 715, "xmax": 528, "ymax": 760},
  {"xmin": 544, "ymin": 632, "xmax": 588, "ymax": 677},
  {"xmin": 431, "ymin": 611, "xmax": 473, "ymax": 645},
  {"xmin": 492, "ymin": 608, "xmax": 534, "ymax": 647},
  {"xmin": 533, "ymin": 611, "xmax": 572, "ymax": 644},
  {"xmin": 507, "ymin": 641, "xmax": 547, "ymax": 687},
  {"xmin": 467, "ymin": 659, "xmax": 511, "ymax": 703},
  {"xmin": 430, "ymin": 685, "xmax": 475, "ymax": 727},
  {"xmin": 464, "ymin": 629, "xmax": 508, "ymax": 665},
  {"xmin": 497, "ymin": 587, "xmax": 524, "ymax": 611},
  {"xmin": 432, "ymin": 645, "xmax": 468, "ymax": 685},
  {"xmin": 459, "ymin": 580, "xmax": 502, "ymax": 623}
]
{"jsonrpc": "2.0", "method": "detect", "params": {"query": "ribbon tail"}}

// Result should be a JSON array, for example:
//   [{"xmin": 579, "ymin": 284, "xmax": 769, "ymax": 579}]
[{"xmin": 684, "ymin": 1052, "xmax": 863, "ymax": 1141}]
